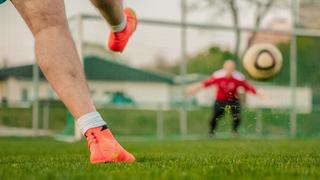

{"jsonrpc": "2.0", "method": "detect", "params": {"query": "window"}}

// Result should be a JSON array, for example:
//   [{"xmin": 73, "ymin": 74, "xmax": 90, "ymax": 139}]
[
  {"xmin": 21, "ymin": 88, "xmax": 29, "ymax": 102},
  {"xmin": 104, "ymin": 91, "xmax": 112, "ymax": 103},
  {"xmin": 48, "ymin": 89, "xmax": 57, "ymax": 100},
  {"xmin": 104, "ymin": 91, "xmax": 134, "ymax": 105}
]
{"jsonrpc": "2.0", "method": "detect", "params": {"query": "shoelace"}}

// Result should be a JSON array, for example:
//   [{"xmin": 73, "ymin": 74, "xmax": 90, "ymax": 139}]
[
  {"xmin": 87, "ymin": 132, "xmax": 99, "ymax": 148},
  {"xmin": 111, "ymin": 15, "xmax": 136, "ymax": 41},
  {"xmin": 112, "ymin": 29, "xmax": 127, "ymax": 42}
]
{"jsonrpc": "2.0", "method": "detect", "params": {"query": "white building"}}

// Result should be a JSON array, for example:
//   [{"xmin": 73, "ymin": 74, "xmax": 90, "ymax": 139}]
[
  {"xmin": 0, "ymin": 41, "xmax": 313, "ymax": 112},
  {"xmin": 0, "ymin": 55, "xmax": 174, "ymax": 107}
]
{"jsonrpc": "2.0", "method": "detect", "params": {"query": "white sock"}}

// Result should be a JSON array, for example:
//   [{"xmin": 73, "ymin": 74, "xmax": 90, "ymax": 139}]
[
  {"xmin": 76, "ymin": 112, "xmax": 107, "ymax": 135},
  {"xmin": 110, "ymin": 15, "xmax": 127, "ymax": 32}
]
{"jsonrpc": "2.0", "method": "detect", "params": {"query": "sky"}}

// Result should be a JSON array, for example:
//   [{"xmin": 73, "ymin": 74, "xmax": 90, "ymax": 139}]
[{"xmin": 0, "ymin": 0, "xmax": 290, "ymax": 67}]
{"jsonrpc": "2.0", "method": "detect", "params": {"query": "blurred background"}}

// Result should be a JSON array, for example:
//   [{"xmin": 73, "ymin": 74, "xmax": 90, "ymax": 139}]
[{"xmin": 0, "ymin": 0, "xmax": 319, "ymax": 141}]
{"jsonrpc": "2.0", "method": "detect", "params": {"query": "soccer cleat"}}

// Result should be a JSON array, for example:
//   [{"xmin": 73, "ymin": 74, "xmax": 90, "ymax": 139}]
[
  {"xmin": 208, "ymin": 132, "xmax": 214, "ymax": 139},
  {"xmin": 231, "ymin": 130, "xmax": 240, "ymax": 138},
  {"xmin": 108, "ymin": 8, "xmax": 138, "ymax": 52},
  {"xmin": 86, "ymin": 126, "xmax": 135, "ymax": 164}
]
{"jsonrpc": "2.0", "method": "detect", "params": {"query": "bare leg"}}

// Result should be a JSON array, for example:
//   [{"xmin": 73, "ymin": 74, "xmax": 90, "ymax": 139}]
[
  {"xmin": 11, "ymin": 0, "xmax": 95, "ymax": 119},
  {"xmin": 90, "ymin": 0, "xmax": 124, "ymax": 25},
  {"xmin": 11, "ymin": 0, "xmax": 135, "ymax": 164}
]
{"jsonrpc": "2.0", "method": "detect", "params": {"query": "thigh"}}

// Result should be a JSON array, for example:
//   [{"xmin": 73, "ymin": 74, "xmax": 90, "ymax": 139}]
[
  {"xmin": 213, "ymin": 101, "xmax": 226, "ymax": 118},
  {"xmin": 11, "ymin": 0, "xmax": 68, "ymax": 36}
]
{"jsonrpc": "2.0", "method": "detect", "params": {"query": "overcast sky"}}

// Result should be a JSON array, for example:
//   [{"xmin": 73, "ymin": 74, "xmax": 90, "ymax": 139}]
[{"xmin": 0, "ymin": 0, "xmax": 290, "ymax": 67}]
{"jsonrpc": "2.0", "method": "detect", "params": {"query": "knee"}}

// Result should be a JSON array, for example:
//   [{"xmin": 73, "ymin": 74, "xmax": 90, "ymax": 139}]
[
  {"xmin": 32, "ymin": 17, "xmax": 68, "ymax": 37},
  {"xmin": 17, "ymin": 2, "xmax": 68, "ymax": 36},
  {"xmin": 90, "ymin": 0, "xmax": 107, "ymax": 7},
  {"xmin": 232, "ymin": 113, "xmax": 240, "ymax": 119},
  {"xmin": 233, "ymin": 116, "xmax": 241, "ymax": 123}
]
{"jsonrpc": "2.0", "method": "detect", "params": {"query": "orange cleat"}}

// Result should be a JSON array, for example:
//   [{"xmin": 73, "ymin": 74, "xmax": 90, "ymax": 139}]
[
  {"xmin": 86, "ymin": 126, "xmax": 135, "ymax": 164},
  {"xmin": 108, "ymin": 8, "xmax": 138, "ymax": 52}
]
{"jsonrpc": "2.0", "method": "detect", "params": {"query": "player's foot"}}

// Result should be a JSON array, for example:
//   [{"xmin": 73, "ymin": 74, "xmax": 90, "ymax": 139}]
[
  {"xmin": 208, "ymin": 131, "xmax": 215, "ymax": 139},
  {"xmin": 86, "ymin": 126, "xmax": 135, "ymax": 164},
  {"xmin": 108, "ymin": 8, "xmax": 138, "ymax": 52},
  {"xmin": 232, "ymin": 130, "xmax": 240, "ymax": 137}
]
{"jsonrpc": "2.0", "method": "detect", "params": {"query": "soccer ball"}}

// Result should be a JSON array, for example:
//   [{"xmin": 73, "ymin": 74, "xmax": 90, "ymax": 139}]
[{"xmin": 243, "ymin": 43, "xmax": 283, "ymax": 80}]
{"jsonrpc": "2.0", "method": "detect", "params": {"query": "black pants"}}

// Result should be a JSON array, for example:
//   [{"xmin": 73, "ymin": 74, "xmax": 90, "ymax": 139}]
[{"xmin": 209, "ymin": 99, "xmax": 241, "ymax": 134}]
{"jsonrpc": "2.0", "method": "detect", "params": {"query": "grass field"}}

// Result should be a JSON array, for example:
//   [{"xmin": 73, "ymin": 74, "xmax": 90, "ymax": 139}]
[{"xmin": 0, "ymin": 138, "xmax": 320, "ymax": 180}]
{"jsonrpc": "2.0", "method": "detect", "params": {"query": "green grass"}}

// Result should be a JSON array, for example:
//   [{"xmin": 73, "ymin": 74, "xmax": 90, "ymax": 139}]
[{"xmin": 0, "ymin": 138, "xmax": 320, "ymax": 180}]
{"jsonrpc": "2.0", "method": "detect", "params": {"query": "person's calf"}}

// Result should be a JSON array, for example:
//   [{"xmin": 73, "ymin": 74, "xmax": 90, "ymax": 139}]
[
  {"xmin": 208, "ymin": 120, "xmax": 217, "ymax": 138},
  {"xmin": 232, "ymin": 119, "xmax": 241, "ymax": 134},
  {"xmin": 90, "ymin": 0, "xmax": 124, "ymax": 26}
]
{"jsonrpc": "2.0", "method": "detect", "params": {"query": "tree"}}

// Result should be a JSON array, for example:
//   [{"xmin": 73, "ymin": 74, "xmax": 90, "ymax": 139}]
[
  {"xmin": 153, "ymin": 46, "xmax": 237, "ymax": 75},
  {"xmin": 188, "ymin": 0, "xmax": 241, "ymax": 64},
  {"xmin": 227, "ymin": 0, "xmax": 241, "ymax": 63},
  {"xmin": 189, "ymin": 0, "xmax": 288, "ymax": 64},
  {"xmin": 246, "ymin": 0, "xmax": 276, "ymax": 47}
]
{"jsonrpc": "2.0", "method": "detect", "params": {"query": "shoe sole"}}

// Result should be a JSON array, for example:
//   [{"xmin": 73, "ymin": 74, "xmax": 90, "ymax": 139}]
[
  {"xmin": 116, "ymin": 8, "xmax": 137, "ymax": 53},
  {"xmin": 91, "ymin": 158, "xmax": 135, "ymax": 164}
]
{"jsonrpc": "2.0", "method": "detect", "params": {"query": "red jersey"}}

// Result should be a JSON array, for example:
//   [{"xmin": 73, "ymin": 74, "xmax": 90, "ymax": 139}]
[{"xmin": 202, "ymin": 76, "xmax": 257, "ymax": 101}]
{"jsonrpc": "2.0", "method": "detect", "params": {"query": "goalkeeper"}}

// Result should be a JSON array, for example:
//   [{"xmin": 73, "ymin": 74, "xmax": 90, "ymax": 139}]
[{"xmin": 187, "ymin": 60, "xmax": 264, "ymax": 137}]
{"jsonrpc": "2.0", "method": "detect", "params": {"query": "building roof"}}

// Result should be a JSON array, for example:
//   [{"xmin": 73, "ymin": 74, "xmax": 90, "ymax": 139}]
[
  {"xmin": 0, "ymin": 56, "xmax": 174, "ymax": 84},
  {"xmin": 174, "ymin": 74, "xmax": 208, "ymax": 84}
]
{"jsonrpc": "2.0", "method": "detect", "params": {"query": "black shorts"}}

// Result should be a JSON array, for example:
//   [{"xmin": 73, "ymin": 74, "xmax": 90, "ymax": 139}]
[
  {"xmin": 209, "ymin": 99, "xmax": 241, "ymax": 132},
  {"xmin": 214, "ymin": 99, "xmax": 241, "ymax": 114}
]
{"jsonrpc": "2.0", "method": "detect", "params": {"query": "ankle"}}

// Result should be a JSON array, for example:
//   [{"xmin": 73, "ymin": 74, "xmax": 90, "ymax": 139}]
[
  {"xmin": 85, "ymin": 125, "xmax": 108, "ymax": 135},
  {"xmin": 110, "ymin": 15, "xmax": 127, "ymax": 32},
  {"xmin": 76, "ymin": 112, "xmax": 107, "ymax": 135}
]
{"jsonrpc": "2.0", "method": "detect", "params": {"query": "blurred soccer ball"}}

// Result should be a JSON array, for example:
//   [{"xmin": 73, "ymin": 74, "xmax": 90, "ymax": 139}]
[{"xmin": 243, "ymin": 43, "xmax": 283, "ymax": 80}]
